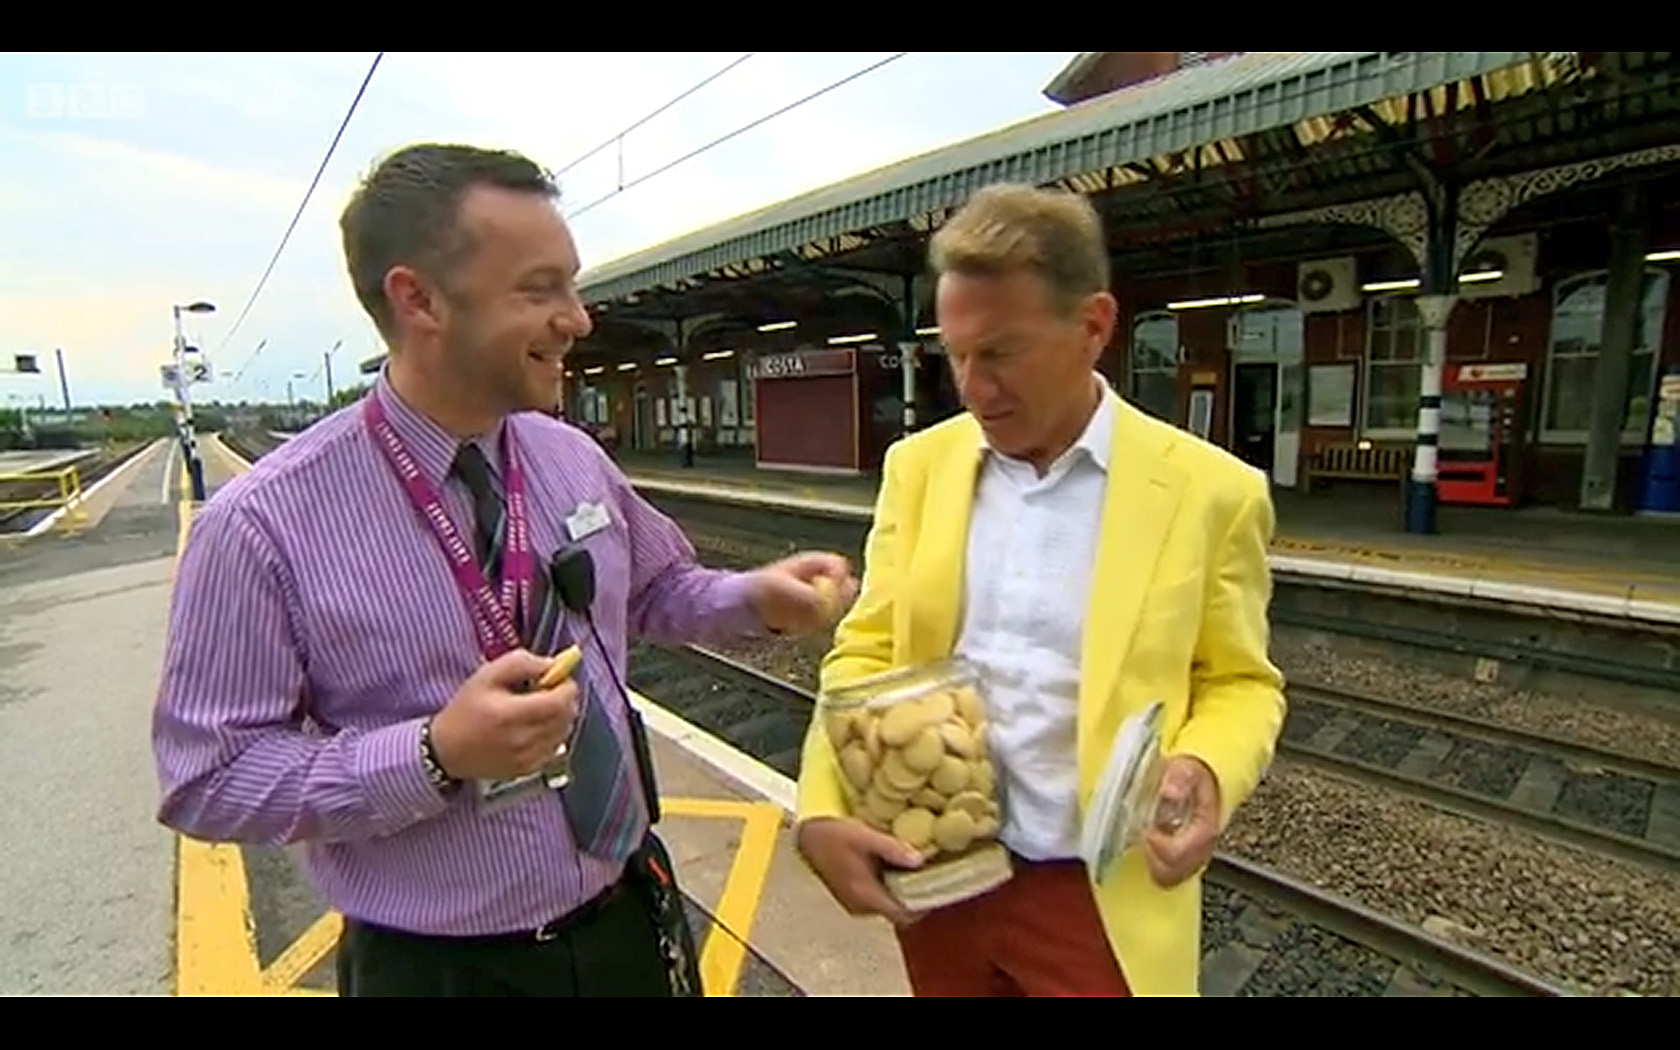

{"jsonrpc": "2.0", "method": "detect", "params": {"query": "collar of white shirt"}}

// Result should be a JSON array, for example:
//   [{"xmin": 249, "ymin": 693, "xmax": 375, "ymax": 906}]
[{"xmin": 978, "ymin": 373, "xmax": 1118, "ymax": 477}]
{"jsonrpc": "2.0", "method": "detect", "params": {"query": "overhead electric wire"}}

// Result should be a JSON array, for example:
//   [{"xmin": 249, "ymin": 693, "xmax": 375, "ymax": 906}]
[
  {"xmin": 554, "ymin": 53, "xmax": 754, "ymax": 178},
  {"xmin": 565, "ymin": 51, "xmax": 911, "ymax": 221},
  {"xmin": 222, "ymin": 51, "xmax": 385, "ymax": 381}
]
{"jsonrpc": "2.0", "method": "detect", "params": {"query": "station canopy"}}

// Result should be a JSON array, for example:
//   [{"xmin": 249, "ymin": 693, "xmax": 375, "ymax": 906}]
[{"xmin": 575, "ymin": 51, "xmax": 1630, "ymax": 321}]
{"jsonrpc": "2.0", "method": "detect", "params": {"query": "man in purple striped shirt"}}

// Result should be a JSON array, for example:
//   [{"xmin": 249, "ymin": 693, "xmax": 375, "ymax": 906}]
[{"xmin": 151, "ymin": 143, "xmax": 857, "ymax": 997}]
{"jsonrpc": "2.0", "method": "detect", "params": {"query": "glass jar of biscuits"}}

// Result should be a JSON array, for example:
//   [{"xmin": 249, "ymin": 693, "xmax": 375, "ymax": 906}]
[{"xmin": 818, "ymin": 657, "xmax": 1013, "ymax": 911}]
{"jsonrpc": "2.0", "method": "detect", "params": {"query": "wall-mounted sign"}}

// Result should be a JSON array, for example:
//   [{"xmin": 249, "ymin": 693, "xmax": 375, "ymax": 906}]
[
  {"xmin": 1457, "ymin": 362, "xmax": 1527, "ymax": 382},
  {"xmin": 750, "ymin": 349, "xmax": 854, "ymax": 380},
  {"xmin": 753, "ymin": 353, "xmax": 806, "ymax": 378}
]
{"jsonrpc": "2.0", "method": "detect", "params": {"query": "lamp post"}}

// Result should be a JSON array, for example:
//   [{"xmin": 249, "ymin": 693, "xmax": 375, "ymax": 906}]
[
  {"xmin": 173, "ymin": 300, "xmax": 216, "ymax": 502},
  {"xmin": 323, "ymin": 339, "xmax": 341, "ymax": 404}
]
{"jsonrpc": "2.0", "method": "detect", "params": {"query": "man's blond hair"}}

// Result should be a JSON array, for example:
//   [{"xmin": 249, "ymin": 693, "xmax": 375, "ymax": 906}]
[{"xmin": 928, "ymin": 182, "xmax": 1111, "ymax": 316}]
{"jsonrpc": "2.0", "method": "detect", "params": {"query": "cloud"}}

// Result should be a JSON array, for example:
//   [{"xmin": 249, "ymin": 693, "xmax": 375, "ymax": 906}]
[{"xmin": 1, "ymin": 52, "xmax": 1079, "ymax": 405}]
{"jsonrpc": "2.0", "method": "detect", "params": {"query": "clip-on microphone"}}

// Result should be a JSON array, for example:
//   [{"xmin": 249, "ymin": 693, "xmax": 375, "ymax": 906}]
[{"xmin": 548, "ymin": 545, "xmax": 662, "ymax": 824}]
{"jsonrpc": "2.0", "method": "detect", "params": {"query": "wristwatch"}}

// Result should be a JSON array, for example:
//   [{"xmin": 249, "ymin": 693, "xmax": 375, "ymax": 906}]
[{"xmin": 420, "ymin": 718, "xmax": 461, "ymax": 795}]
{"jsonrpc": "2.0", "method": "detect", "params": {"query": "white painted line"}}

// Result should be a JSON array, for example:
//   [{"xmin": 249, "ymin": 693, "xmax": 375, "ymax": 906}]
[
  {"xmin": 1347, "ymin": 562, "xmax": 1478, "ymax": 597},
  {"xmin": 214, "ymin": 434, "xmax": 253, "ymax": 471},
  {"xmin": 21, "ymin": 438, "xmax": 165, "ymax": 537},
  {"xmin": 1626, "ymin": 597, "xmax": 1680, "ymax": 626},
  {"xmin": 158, "ymin": 441, "xmax": 176, "ymax": 506},
  {"xmin": 630, "ymin": 473, "xmax": 1680, "ymax": 627},
  {"xmin": 631, "ymin": 688, "xmax": 798, "ymax": 820},
  {"xmin": 1271, "ymin": 554, "xmax": 1357, "ymax": 582},
  {"xmin": 630, "ymin": 475, "xmax": 873, "ymax": 521}
]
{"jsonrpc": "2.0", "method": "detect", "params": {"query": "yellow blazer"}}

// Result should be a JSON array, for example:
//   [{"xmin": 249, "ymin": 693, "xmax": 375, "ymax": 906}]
[{"xmin": 796, "ymin": 395, "xmax": 1287, "ymax": 997}]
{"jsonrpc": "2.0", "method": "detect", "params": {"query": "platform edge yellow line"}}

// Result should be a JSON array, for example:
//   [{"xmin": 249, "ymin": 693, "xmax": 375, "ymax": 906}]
[
  {"xmin": 175, "ymin": 837, "xmax": 263, "ymax": 996},
  {"xmin": 699, "ymin": 801, "xmax": 782, "ymax": 997},
  {"xmin": 174, "ymin": 456, "xmax": 264, "ymax": 995},
  {"xmin": 263, "ymin": 911, "xmax": 343, "ymax": 993},
  {"xmin": 664, "ymin": 797, "xmax": 763, "ymax": 820}
]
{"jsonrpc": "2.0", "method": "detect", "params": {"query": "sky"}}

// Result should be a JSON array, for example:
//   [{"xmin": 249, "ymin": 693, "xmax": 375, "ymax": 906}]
[{"xmin": 0, "ymin": 51, "xmax": 1079, "ymax": 409}]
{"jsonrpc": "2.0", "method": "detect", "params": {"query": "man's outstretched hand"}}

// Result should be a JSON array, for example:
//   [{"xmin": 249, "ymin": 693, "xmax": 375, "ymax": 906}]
[{"xmin": 744, "ymin": 551, "xmax": 858, "ymax": 635}]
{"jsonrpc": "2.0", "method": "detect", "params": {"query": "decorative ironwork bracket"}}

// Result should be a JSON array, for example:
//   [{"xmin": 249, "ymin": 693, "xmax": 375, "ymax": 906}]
[{"xmin": 1258, "ymin": 143, "xmax": 1680, "ymax": 273}]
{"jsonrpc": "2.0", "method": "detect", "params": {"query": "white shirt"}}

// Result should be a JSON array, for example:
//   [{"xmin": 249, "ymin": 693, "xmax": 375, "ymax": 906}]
[{"xmin": 953, "ymin": 377, "xmax": 1115, "ymax": 860}]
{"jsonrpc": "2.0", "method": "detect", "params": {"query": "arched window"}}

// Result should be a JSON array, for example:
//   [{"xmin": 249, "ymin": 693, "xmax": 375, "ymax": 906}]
[
  {"xmin": 1540, "ymin": 269, "xmax": 1670, "ymax": 444},
  {"xmin": 1129, "ymin": 311, "xmax": 1179, "ymax": 422}
]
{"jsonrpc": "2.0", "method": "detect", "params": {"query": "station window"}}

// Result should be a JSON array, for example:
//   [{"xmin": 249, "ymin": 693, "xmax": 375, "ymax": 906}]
[
  {"xmin": 1129, "ymin": 311, "xmax": 1179, "ymax": 423},
  {"xmin": 1362, "ymin": 296, "xmax": 1423, "ymax": 437},
  {"xmin": 1539, "ymin": 268, "xmax": 1670, "ymax": 445}
]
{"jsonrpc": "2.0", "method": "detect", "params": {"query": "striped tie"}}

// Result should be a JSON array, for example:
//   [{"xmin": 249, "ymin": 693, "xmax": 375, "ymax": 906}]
[
  {"xmin": 562, "ymin": 654, "xmax": 647, "ymax": 863},
  {"xmin": 524, "ymin": 527, "xmax": 646, "ymax": 863},
  {"xmin": 451, "ymin": 444, "xmax": 505, "ymax": 585}
]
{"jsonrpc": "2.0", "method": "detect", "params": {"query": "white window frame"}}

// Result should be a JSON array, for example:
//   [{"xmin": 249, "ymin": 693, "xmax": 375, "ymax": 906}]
[
  {"xmin": 1538, "ymin": 267, "xmax": 1670, "ymax": 446},
  {"xmin": 1128, "ymin": 310, "xmax": 1180, "ymax": 423},
  {"xmin": 1360, "ymin": 294, "xmax": 1424, "ymax": 440}
]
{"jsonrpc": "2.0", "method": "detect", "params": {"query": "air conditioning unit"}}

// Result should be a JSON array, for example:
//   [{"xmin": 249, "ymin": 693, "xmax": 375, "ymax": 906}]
[
  {"xmin": 1297, "ymin": 256, "xmax": 1360, "ymax": 314},
  {"xmin": 1458, "ymin": 233, "xmax": 1539, "ymax": 300}
]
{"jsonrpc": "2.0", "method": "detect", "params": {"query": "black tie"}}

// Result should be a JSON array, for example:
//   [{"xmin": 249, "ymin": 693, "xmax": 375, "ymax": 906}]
[{"xmin": 451, "ymin": 443, "xmax": 505, "ymax": 587}]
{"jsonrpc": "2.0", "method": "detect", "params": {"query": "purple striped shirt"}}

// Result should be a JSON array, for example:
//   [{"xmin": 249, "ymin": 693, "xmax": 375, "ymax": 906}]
[{"xmin": 152, "ymin": 373, "xmax": 767, "ymax": 936}]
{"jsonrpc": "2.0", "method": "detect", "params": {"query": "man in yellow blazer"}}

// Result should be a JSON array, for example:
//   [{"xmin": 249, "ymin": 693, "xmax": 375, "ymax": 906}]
[{"xmin": 794, "ymin": 183, "xmax": 1286, "ymax": 997}]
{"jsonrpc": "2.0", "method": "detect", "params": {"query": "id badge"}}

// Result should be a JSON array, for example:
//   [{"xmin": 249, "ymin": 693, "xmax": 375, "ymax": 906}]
[
  {"xmin": 565, "ymin": 501, "xmax": 611, "ymax": 542},
  {"xmin": 474, "ymin": 745, "xmax": 572, "ymax": 811},
  {"xmin": 475, "ymin": 772, "xmax": 546, "ymax": 810}
]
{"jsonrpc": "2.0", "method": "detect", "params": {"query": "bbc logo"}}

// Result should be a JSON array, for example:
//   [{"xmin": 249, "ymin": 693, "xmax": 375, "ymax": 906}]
[{"xmin": 26, "ymin": 82, "xmax": 145, "ymax": 121}]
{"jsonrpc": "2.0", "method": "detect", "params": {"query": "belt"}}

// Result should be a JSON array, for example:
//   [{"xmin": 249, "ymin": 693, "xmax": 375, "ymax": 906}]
[
  {"xmin": 530, "ymin": 880, "xmax": 626, "ymax": 943},
  {"xmin": 350, "ymin": 878, "xmax": 630, "ymax": 948}
]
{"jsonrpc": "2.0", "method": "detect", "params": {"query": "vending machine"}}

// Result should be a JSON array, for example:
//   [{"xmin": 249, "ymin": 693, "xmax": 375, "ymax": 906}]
[{"xmin": 1437, "ymin": 362, "xmax": 1529, "ymax": 507}]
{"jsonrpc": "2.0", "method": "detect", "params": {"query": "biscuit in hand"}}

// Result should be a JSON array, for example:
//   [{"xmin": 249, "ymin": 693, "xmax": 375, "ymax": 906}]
[{"xmin": 537, "ymin": 644, "xmax": 583, "ymax": 689}]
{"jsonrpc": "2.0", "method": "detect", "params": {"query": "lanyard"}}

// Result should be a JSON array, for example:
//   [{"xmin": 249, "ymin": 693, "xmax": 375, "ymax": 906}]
[{"xmin": 362, "ymin": 394, "xmax": 536, "ymax": 659}]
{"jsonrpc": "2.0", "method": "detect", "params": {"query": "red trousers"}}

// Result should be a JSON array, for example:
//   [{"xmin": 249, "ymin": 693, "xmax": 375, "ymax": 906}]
[{"xmin": 894, "ymin": 857, "xmax": 1132, "ymax": 997}]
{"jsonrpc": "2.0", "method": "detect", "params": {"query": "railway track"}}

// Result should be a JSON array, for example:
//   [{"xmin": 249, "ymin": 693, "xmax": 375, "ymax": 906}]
[
  {"xmin": 219, "ymin": 431, "xmax": 278, "ymax": 465},
  {"xmin": 627, "ymin": 641, "xmax": 1571, "ymax": 997},
  {"xmin": 652, "ymin": 500, "xmax": 1680, "ymax": 869},
  {"xmin": 1283, "ymin": 682, "xmax": 1680, "ymax": 876}
]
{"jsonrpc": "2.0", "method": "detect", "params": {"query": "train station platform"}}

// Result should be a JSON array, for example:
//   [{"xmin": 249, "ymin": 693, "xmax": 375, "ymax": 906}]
[
  {"xmin": 0, "ymin": 433, "xmax": 900, "ymax": 997},
  {"xmin": 0, "ymin": 434, "xmax": 241, "ymax": 995},
  {"xmin": 0, "ymin": 447, "xmax": 99, "ymax": 476},
  {"xmin": 613, "ymin": 450, "xmax": 1680, "ymax": 627}
]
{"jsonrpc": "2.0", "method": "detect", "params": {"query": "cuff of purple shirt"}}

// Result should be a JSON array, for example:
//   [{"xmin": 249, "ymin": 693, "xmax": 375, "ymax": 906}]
[
  {"xmin": 709, "ymin": 570, "xmax": 773, "ymax": 639},
  {"xmin": 356, "ymin": 717, "xmax": 452, "ymax": 832}
]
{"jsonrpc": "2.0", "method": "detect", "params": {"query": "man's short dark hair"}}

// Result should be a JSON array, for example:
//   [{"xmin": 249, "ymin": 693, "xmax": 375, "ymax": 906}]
[{"xmin": 339, "ymin": 143, "xmax": 559, "ymax": 337}]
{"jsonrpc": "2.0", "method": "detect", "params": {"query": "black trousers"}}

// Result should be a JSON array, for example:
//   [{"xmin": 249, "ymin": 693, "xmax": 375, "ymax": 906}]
[{"xmin": 336, "ymin": 876, "xmax": 672, "ymax": 997}]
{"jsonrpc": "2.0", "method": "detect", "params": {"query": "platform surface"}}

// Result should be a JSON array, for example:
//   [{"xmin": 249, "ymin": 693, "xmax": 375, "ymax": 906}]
[
  {"xmin": 0, "ymin": 434, "xmax": 244, "ymax": 995},
  {"xmin": 0, "ymin": 447, "xmax": 97, "ymax": 477}
]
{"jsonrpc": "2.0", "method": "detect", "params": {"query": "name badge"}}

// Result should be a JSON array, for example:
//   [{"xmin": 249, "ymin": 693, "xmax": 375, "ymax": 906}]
[{"xmin": 566, "ymin": 501, "xmax": 611, "ymax": 542}]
